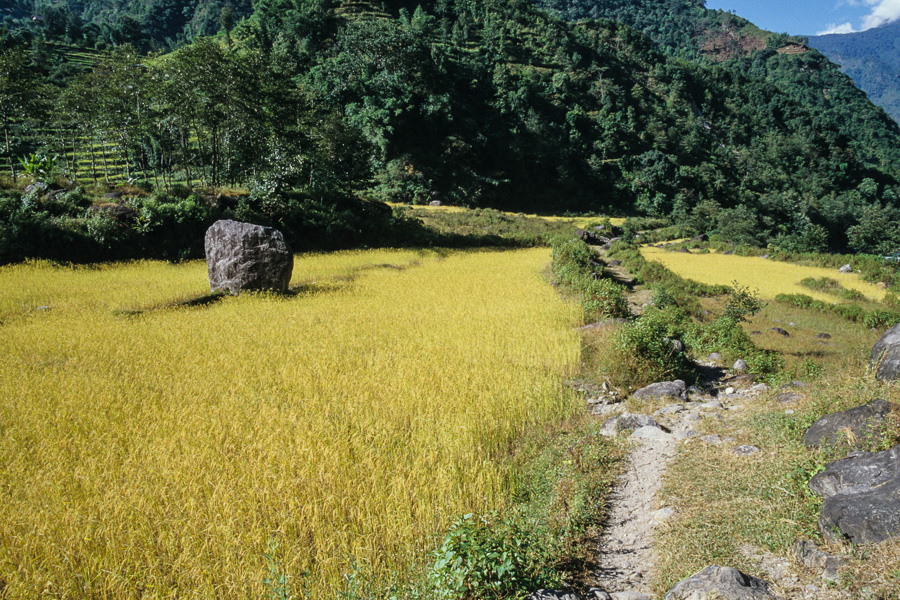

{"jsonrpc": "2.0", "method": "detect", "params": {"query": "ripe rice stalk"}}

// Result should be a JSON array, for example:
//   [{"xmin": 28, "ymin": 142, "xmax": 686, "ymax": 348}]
[{"xmin": 0, "ymin": 247, "xmax": 581, "ymax": 596}]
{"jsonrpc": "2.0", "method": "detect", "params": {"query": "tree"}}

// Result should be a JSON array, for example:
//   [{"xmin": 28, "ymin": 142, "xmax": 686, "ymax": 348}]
[{"xmin": 0, "ymin": 46, "xmax": 37, "ymax": 180}]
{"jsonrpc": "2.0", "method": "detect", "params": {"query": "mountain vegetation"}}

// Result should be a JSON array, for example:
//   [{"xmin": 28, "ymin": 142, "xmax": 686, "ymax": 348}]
[
  {"xmin": 3, "ymin": 0, "xmax": 900, "ymax": 262},
  {"xmin": 809, "ymin": 20, "xmax": 900, "ymax": 126}
]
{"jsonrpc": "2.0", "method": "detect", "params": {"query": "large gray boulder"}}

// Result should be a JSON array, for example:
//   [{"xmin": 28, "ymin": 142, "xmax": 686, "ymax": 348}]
[
  {"xmin": 664, "ymin": 566, "xmax": 777, "ymax": 600},
  {"xmin": 204, "ymin": 220, "xmax": 293, "ymax": 294},
  {"xmin": 632, "ymin": 380, "xmax": 688, "ymax": 402},
  {"xmin": 871, "ymin": 324, "xmax": 900, "ymax": 380},
  {"xmin": 810, "ymin": 445, "xmax": 900, "ymax": 544},
  {"xmin": 802, "ymin": 399, "xmax": 894, "ymax": 450}
]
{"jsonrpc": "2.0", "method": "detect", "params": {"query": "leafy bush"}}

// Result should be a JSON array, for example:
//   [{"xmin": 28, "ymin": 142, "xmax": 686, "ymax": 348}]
[
  {"xmin": 603, "ymin": 306, "xmax": 693, "ymax": 387},
  {"xmin": 427, "ymin": 514, "xmax": 557, "ymax": 600},
  {"xmin": 582, "ymin": 277, "xmax": 630, "ymax": 321}
]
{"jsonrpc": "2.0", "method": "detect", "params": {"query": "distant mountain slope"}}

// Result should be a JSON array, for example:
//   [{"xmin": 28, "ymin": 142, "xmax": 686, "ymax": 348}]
[{"xmin": 809, "ymin": 21, "xmax": 900, "ymax": 124}]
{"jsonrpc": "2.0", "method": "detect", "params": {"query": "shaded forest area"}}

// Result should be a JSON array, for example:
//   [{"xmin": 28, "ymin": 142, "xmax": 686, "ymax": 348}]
[{"xmin": 3, "ymin": 0, "xmax": 900, "ymax": 263}]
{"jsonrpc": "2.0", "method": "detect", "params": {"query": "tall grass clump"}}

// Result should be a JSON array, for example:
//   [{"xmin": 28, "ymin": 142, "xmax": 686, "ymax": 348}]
[
  {"xmin": 775, "ymin": 293, "xmax": 900, "ymax": 329},
  {"xmin": 0, "ymin": 248, "xmax": 582, "ymax": 597},
  {"xmin": 551, "ymin": 237, "xmax": 629, "ymax": 322}
]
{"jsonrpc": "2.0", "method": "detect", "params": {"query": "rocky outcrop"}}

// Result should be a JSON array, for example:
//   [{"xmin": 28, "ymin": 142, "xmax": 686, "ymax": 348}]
[
  {"xmin": 802, "ymin": 399, "xmax": 893, "ymax": 450},
  {"xmin": 664, "ymin": 566, "xmax": 778, "ymax": 599},
  {"xmin": 810, "ymin": 444, "xmax": 900, "ymax": 544},
  {"xmin": 870, "ymin": 323, "xmax": 900, "ymax": 380},
  {"xmin": 632, "ymin": 380, "xmax": 688, "ymax": 401},
  {"xmin": 204, "ymin": 220, "xmax": 293, "ymax": 294}
]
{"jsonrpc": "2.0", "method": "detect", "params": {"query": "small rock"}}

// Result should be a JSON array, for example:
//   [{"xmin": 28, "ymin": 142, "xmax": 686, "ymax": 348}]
[
  {"xmin": 707, "ymin": 352, "xmax": 723, "ymax": 361},
  {"xmin": 732, "ymin": 359, "xmax": 748, "ymax": 372},
  {"xmin": 588, "ymin": 590, "xmax": 612, "ymax": 600},
  {"xmin": 528, "ymin": 590, "xmax": 581, "ymax": 600},
  {"xmin": 664, "ymin": 565, "xmax": 778, "ymax": 599},
  {"xmin": 774, "ymin": 393, "xmax": 801, "ymax": 403},
  {"xmin": 750, "ymin": 330, "xmax": 761, "ymax": 335},
  {"xmin": 652, "ymin": 507, "xmax": 676, "ymax": 520},
  {"xmin": 655, "ymin": 404, "xmax": 686, "ymax": 415},
  {"xmin": 785, "ymin": 409, "xmax": 795, "ymax": 414},
  {"xmin": 839, "ymin": 264, "xmax": 853, "ymax": 273},
  {"xmin": 725, "ymin": 387, "xmax": 736, "ymax": 395},
  {"xmin": 750, "ymin": 383, "xmax": 768, "ymax": 393},
  {"xmin": 610, "ymin": 593, "xmax": 652, "ymax": 600},
  {"xmin": 732, "ymin": 445, "xmax": 760, "ymax": 456},
  {"xmin": 429, "ymin": 200, "xmax": 442, "ymax": 206},
  {"xmin": 814, "ymin": 332, "xmax": 832, "ymax": 339},
  {"xmin": 789, "ymin": 322, "xmax": 797, "ymax": 327},
  {"xmin": 601, "ymin": 413, "xmax": 658, "ymax": 436},
  {"xmin": 769, "ymin": 327, "xmax": 790, "ymax": 336},
  {"xmin": 793, "ymin": 539, "xmax": 846, "ymax": 582},
  {"xmin": 630, "ymin": 425, "xmax": 674, "ymax": 441},
  {"xmin": 674, "ymin": 429, "xmax": 701, "ymax": 440},
  {"xmin": 700, "ymin": 434, "xmax": 724, "ymax": 445},
  {"xmin": 632, "ymin": 379, "xmax": 688, "ymax": 401},
  {"xmin": 701, "ymin": 400, "xmax": 724, "ymax": 409}
]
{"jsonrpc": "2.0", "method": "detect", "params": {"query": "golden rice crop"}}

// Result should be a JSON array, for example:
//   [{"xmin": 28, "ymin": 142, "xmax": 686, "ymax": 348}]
[
  {"xmin": 0, "ymin": 248, "xmax": 581, "ymax": 597},
  {"xmin": 641, "ymin": 247, "xmax": 886, "ymax": 303}
]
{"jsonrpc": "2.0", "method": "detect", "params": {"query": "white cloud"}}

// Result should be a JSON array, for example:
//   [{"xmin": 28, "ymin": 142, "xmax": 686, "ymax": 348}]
[
  {"xmin": 817, "ymin": 22, "xmax": 858, "ymax": 34},
  {"xmin": 861, "ymin": 0, "xmax": 900, "ymax": 29}
]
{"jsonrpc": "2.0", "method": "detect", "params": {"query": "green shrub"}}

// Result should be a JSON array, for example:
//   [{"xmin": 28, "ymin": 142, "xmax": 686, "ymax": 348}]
[
  {"xmin": 582, "ymin": 277, "xmax": 629, "ymax": 320},
  {"xmin": 606, "ymin": 307, "xmax": 693, "ymax": 387},
  {"xmin": 427, "ymin": 514, "xmax": 557, "ymax": 600}
]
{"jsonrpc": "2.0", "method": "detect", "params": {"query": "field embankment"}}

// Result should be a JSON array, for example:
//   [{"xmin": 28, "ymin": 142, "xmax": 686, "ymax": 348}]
[{"xmin": 0, "ymin": 248, "xmax": 583, "ymax": 596}]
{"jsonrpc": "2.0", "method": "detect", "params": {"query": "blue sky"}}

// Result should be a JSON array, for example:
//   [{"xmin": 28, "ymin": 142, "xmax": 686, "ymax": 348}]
[{"xmin": 704, "ymin": 0, "xmax": 900, "ymax": 35}]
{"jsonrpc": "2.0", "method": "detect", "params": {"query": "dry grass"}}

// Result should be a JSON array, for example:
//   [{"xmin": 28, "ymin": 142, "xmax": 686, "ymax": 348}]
[
  {"xmin": 0, "ymin": 248, "xmax": 582, "ymax": 597},
  {"xmin": 654, "ymin": 295, "xmax": 900, "ymax": 598},
  {"xmin": 641, "ymin": 247, "xmax": 886, "ymax": 303}
]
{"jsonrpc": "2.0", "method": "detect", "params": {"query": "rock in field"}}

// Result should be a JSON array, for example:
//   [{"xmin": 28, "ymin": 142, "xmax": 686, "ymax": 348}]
[
  {"xmin": 809, "ymin": 444, "xmax": 900, "ymax": 544},
  {"xmin": 632, "ymin": 379, "xmax": 688, "ymax": 401},
  {"xmin": 871, "ymin": 323, "xmax": 900, "ymax": 380},
  {"xmin": 205, "ymin": 220, "xmax": 293, "ymax": 294},
  {"xmin": 792, "ymin": 539, "xmax": 845, "ymax": 581},
  {"xmin": 802, "ymin": 398, "xmax": 893, "ymax": 450},
  {"xmin": 768, "ymin": 327, "xmax": 789, "ymax": 336},
  {"xmin": 838, "ymin": 264, "xmax": 853, "ymax": 273},
  {"xmin": 664, "ymin": 566, "xmax": 778, "ymax": 599}
]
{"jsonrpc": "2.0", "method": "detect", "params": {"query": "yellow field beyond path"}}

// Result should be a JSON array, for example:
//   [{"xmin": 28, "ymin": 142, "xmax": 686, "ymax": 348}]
[
  {"xmin": 641, "ymin": 247, "xmax": 887, "ymax": 303},
  {"xmin": 0, "ymin": 248, "xmax": 580, "ymax": 597}
]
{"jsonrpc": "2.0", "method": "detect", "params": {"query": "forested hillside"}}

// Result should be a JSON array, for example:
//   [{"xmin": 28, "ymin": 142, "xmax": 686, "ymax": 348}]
[
  {"xmin": 0, "ymin": 0, "xmax": 252, "ymax": 51},
  {"xmin": 4, "ymin": 0, "xmax": 900, "ymax": 261},
  {"xmin": 809, "ymin": 21, "xmax": 900, "ymax": 125}
]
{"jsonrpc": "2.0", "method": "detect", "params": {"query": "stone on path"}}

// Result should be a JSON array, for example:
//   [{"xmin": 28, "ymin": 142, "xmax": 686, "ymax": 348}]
[
  {"xmin": 630, "ymin": 425, "xmax": 673, "ymax": 441},
  {"xmin": 732, "ymin": 359, "xmax": 748, "ymax": 372},
  {"xmin": 802, "ymin": 398, "xmax": 893, "ymax": 450},
  {"xmin": 528, "ymin": 590, "xmax": 582, "ymax": 600},
  {"xmin": 664, "ymin": 566, "xmax": 778, "ymax": 600},
  {"xmin": 632, "ymin": 379, "xmax": 688, "ymax": 401},
  {"xmin": 205, "ymin": 220, "xmax": 293, "ymax": 294},
  {"xmin": 601, "ymin": 413, "xmax": 658, "ymax": 436}
]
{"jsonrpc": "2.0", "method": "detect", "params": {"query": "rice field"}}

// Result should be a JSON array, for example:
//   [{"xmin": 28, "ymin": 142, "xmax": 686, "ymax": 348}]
[
  {"xmin": 0, "ymin": 248, "xmax": 581, "ymax": 596},
  {"xmin": 641, "ymin": 246, "xmax": 887, "ymax": 303}
]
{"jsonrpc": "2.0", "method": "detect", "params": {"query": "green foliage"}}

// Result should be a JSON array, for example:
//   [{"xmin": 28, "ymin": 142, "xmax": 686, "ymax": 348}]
[
  {"xmin": 427, "ymin": 514, "xmax": 556, "ymax": 600},
  {"xmin": 551, "ymin": 236, "xmax": 630, "ymax": 321},
  {"xmin": 611, "ymin": 306, "xmax": 693, "ymax": 384},
  {"xmin": 721, "ymin": 283, "xmax": 765, "ymax": 323}
]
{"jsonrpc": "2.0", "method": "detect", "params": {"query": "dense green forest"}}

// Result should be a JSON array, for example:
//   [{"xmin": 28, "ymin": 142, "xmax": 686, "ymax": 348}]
[
  {"xmin": 3, "ymin": 0, "xmax": 900, "ymax": 263},
  {"xmin": 809, "ymin": 20, "xmax": 900, "ymax": 125}
]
